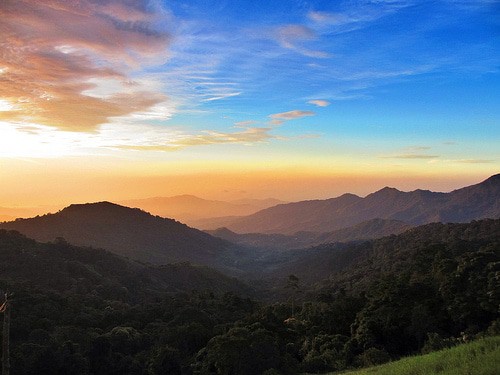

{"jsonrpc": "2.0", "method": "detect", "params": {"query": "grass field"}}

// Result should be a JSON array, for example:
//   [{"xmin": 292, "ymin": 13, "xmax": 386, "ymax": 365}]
[{"xmin": 335, "ymin": 336, "xmax": 500, "ymax": 375}]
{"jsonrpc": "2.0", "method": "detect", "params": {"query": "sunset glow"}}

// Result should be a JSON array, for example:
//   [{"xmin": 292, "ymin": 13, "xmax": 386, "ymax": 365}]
[{"xmin": 0, "ymin": 0, "xmax": 498, "ymax": 209}]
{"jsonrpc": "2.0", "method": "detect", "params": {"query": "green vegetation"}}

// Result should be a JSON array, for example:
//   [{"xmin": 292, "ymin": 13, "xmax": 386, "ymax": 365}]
[
  {"xmin": 0, "ymin": 218, "xmax": 498, "ymax": 374},
  {"xmin": 336, "ymin": 336, "xmax": 500, "ymax": 375}
]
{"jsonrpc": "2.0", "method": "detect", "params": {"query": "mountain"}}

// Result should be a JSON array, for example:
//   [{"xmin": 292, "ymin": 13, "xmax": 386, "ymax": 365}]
[
  {"xmin": 0, "ymin": 202, "xmax": 245, "ymax": 271},
  {"xmin": 222, "ymin": 174, "xmax": 500, "ymax": 234},
  {"xmin": 0, "ymin": 229, "xmax": 252, "ymax": 298},
  {"xmin": 118, "ymin": 195, "xmax": 285, "ymax": 225},
  {"xmin": 207, "ymin": 218, "xmax": 412, "ymax": 250}
]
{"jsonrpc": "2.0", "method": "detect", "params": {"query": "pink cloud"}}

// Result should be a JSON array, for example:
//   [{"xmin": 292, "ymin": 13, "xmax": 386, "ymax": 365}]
[{"xmin": 0, "ymin": 0, "xmax": 171, "ymax": 131}]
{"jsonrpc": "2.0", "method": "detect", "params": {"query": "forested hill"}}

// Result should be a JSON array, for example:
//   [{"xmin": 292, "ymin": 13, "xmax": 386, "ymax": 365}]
[
  {"xmin": 0, "ymin": 229, "xmax": 252, "ymax": 299},
  {"xmin": 0, "ymin": 202, "xmax": 244, "ymax": 270},
  {"xmin": 254, "ymin": 218, "xmax": 500, "ymax": 285},
  {"xmin": 223, "ymin": 174, "xmax": 500, "ymax": 234}
]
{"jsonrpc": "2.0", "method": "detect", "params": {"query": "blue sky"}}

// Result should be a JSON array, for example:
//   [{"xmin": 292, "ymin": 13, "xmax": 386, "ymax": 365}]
[{"xmin": 154, "ymin": 0, "xmax": 499, "ymax": 149}]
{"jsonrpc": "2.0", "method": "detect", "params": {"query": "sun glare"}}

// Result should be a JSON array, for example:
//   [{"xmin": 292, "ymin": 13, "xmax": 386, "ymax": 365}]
[
  {"xmin": 0, "ymin": 99, "xmax": 14, "ymax": 112},
  {"xmin": 0, "ymin": 122, "xmax": 95, "ymax": 158}
]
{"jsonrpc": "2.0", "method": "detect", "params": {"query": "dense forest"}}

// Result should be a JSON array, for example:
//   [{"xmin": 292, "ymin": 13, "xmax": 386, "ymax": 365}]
[{"xmin": 0, "ymin": 218, "xmax": 498, "ymax": 374}]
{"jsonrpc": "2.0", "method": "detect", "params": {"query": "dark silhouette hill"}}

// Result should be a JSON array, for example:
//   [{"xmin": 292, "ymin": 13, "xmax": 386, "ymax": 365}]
[
  {"xmin": 222, "ymin": 174, "xmax": 500, "ymax": 234},
  {"xmin": 0, "ymin": 202, "xmax": 244, "ymax": 271},
  {"xmin": 207, "ymin": 218, "xmax": 412, "ymax": 250}
]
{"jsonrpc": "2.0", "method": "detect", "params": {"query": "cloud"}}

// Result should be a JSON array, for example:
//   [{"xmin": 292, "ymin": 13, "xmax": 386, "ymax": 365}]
[
  {"xmin": 234, "ymin": 120, "xmax": 257, "ymax": 127},
  {"xmin": 454, "ymin": 159, "xmax": 495, "ymax": 164},
  {"xmin": 273, "ymin": 25, "xmax": 329, "ymax": 58},
  {"xmin": 0, "ymin": 0, "xmax": 171, "ymax": 131},
  {"xmin": 269, "ymin": 110, "xmax": 315, "ymax": 125},
  {"xmin": 308, "ymin": 99, "xmax": 330, "ymax": 107},
  {"xmin": 307, "ymin": 11, "xmax": 353, "ymax": 25},
  {"xmin": 307, "ymin": 2, "xmax": 414, "ymax": 29},
  {"xmin": 380, "ymin": 154, "xmax": 439, "ymax": 159},
  {"xmin": 115, "ymin": 126, "xmax": 280, "ymax": 151}
]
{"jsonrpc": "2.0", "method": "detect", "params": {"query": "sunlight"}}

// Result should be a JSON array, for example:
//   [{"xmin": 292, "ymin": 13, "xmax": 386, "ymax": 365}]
[
  {"xmin": 0, "ymin": 99, "xmax": 14, "ymax": 112},
  {"xmin": 0, "ymin": 122, "xmax": 95, "ymax": 158}
]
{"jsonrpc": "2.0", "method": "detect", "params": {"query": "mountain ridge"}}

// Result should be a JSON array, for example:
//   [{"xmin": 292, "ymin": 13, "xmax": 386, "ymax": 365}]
[{"xmin": 221, "ymin": 174, "xmax": 500, "ymax": 234}]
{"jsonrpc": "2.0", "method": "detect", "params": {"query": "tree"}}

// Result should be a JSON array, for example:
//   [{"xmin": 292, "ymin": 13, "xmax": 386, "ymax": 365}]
[{"xmin": 285, "ymin": 275, "xmax": 301, "ymax": 317}]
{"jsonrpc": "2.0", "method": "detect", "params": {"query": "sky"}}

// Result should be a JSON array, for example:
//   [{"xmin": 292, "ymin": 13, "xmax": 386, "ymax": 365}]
[{"xmin": 0, "ymin": 0, "xmax": 499, "ymax": 208}]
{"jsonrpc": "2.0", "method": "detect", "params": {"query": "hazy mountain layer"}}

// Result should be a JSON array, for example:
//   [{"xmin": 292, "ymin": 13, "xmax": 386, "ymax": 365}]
[
  {"xmin": 118, "ymin": 195, "xmax": 284, "ymax": 225},
  {"xmin": 207, "ymin": 218, "xmax": 413, "ymax": 250}
]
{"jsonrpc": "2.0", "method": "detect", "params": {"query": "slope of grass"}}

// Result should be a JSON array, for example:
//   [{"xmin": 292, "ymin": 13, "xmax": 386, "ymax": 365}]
[{"xmin": 337, "ymin": 336, "xmax": 500, "ymax": 375}]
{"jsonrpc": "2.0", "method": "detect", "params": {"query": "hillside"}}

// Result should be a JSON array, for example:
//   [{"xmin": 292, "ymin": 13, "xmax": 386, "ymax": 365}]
[
  {"xmin": 0, "ymin": 202, "xmax": 244, "ymax": 271},
  {"xmin": 118, "ymin": 195, "xmax": 284, "ymax": 225},
  {"xmin": 0, "ymin": 229, "xmax": 252, "ymax": 298},
  {"xmin": 338, "ymin": 336, "xmax": 500, "ymax": 375},
  {"xmin": 0, "ymin": 229, "xmax": 257, "ymax": 374},
  {"xmin": 251, "ymin": 218, "xmax": 500, "ymax": 286},
  {"xmin": 222, "ymin": 174, "xmax": 500, "ymax": 234},
  {"xmin": 1, "ymin": 220, "xmax": 498, "ymax": 374},
  {"xmin": 207, "ymin": 218, "xmax": 412, "ymax": 250}
]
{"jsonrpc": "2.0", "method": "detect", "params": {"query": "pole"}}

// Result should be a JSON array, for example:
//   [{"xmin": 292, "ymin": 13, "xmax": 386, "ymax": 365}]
[{"xmin": 2, "ymin": 293, "xmax": 10, "ymax": 375}]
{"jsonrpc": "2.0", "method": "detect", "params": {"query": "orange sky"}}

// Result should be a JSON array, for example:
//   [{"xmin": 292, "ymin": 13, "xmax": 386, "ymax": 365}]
[{"xmin": 0, "ymin": 154, "xmax": 493, "ymax": 211}]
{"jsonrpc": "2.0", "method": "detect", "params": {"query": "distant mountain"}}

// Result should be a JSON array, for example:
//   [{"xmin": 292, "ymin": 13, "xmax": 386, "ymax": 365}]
[
  {"xmin": 0, "ymin": 202, "xmax": 244, "ymax": 271},
  {"xmin": 0, "ymin": 229, "xmax": 252, "ymax": 299},
  {"xmin": 207, "ymin": 218, "xmax": 412, "ymax": 250},
  {"xmin": 222, "ymin": 174, "xmax": 500, "ymax": 234},
  {"xmin": 190, "ymin": 215, "xmax": 245, "ymax": 231},
  {"xmin": 118, "ymin": 195, "xmax": 285, "ymax": 225}
]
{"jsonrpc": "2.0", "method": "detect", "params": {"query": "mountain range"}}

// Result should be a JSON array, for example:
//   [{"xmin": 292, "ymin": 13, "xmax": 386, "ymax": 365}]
[
  {"xmin": 0, "ymin": 174, "xmax": 498, "ymax": 277},
  {"xmin": 217, "ymin": 174, "xmax": 500, "ymax": 234}
]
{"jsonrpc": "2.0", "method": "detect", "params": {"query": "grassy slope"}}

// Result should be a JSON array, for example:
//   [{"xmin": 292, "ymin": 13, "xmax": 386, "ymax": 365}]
[{"xmin": 336, "ymin": 336, "xmax": 500, "ymax": 375}]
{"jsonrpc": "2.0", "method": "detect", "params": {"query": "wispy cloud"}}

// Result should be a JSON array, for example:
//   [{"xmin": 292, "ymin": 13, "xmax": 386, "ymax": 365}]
[
  {"xmin": 115, "ymin": 126, "xmax": 280, "ymax": 152},
  {"xmin": 453, "ymin": 159, "xmax": 495, "ymax": 164},
  {"xmin": 272, "ymin": 25, "xmax": 330, "ymax": 58},
  {"xmin": 307, "ymin": 1, "xmax": 414, "ymax": 30},
  {"xmin": 234, "ymin": 120, "xmax": 257, "ymax": 127},
  {"xmin": 380, "ymin": 154, "xmax": 439, "ymax": 159},
  {"xmin": 406, "ymin": 146, "xmax": 431, "ymax": 151},
  {"xmin": 0, "ymin": 0, "xmax": 171, "ymax": 131},
  {"xmin": 269, "ymin": 110, "xmax": 315, "ymax": 125},
  {"xmin": 308, "ymin": 99, "xmax": 330, "ymax": 107}
]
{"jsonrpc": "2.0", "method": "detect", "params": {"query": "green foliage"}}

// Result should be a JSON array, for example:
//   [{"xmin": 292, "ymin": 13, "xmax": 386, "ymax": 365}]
[
  {"xmin": 337, "ymin": 336, "xmax": 500, "ymax": 375},
  {"xmin": 1, "ymin": 219, "xmax": 499, "ymax": 374}
]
